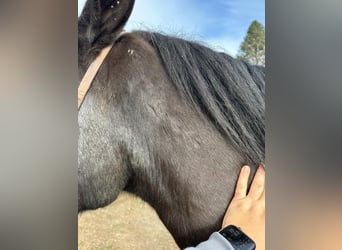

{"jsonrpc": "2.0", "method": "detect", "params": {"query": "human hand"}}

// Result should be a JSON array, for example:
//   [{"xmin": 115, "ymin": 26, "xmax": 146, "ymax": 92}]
[{"xmin": 221, "ymin": 165, "xmax": 265, "ymax": 250}]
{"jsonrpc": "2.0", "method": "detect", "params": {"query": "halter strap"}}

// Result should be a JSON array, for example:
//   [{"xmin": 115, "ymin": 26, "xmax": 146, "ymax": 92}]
[{"xmin": 78, "ymin": 44, "xmax": 113, "ymax": 110}]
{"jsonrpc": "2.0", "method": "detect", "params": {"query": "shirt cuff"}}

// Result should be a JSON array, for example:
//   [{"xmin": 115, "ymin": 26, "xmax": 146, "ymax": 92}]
[{"xmin": 183, "ymin": 232, "xmax": 235, "ymax": 250}]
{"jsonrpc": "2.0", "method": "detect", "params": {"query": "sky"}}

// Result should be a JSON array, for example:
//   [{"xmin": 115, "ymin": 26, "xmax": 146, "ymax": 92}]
[{"xmin": 78, "ymin": 0, "xmax": 264, "ymax": 56}]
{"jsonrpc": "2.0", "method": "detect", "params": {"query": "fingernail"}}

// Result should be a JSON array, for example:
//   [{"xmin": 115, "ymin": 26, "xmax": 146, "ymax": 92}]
[
  {"xmin": 242, "ymin": 165, "xmax": 250, "ymax": 172},
  {"xmin": 258, "ymin": 164, "xmax": 265, "ymax": 170}
]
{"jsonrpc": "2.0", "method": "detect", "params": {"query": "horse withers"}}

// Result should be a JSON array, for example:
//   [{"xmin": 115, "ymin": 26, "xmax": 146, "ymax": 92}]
[{"xmin": 78, "ymin": 0, "xmax": 265, "ymax": 248}]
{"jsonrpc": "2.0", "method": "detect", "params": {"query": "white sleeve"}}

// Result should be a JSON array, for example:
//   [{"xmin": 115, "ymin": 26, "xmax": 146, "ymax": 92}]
[{"xmin": 183, "ymin": 232, "xmax": 235, "ymax": 250}]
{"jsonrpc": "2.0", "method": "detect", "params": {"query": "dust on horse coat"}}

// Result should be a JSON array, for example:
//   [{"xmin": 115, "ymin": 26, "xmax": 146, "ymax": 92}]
[{"xmin": 78, "ymin": 0, "xmax": 265, "ymax": 248}]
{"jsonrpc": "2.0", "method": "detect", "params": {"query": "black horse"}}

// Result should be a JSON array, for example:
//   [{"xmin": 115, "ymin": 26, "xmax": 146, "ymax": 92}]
[{"xmin": 78, "ymin": 0, "xmax": 265, "ymax": 248}]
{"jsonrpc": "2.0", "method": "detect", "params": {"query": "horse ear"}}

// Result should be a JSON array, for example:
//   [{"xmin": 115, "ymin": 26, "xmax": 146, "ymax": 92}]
[{"xmin": 79, "ymin": 0, "xmax": 135, "ymax": 49}]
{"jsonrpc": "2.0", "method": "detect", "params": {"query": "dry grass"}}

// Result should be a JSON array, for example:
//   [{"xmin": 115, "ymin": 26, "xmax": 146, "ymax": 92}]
[{"xmin": 78, "ymin": 192, "xmax": 179, "ymax": 250}]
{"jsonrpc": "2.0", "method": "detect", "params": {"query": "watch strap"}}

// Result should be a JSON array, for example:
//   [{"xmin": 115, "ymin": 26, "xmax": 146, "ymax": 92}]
[{"xmin": 219, "ymin": 225, "xmax": 256, "ymax": 250}]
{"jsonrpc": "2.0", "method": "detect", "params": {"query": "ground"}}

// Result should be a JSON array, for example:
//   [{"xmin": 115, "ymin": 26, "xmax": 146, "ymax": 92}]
[{"xmin": 78, "ymin": 192, "xmax": 179, "ymax": 250}]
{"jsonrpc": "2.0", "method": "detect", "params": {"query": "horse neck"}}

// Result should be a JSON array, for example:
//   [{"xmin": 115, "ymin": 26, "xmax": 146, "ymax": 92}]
[
  {"xmin": 98, "ymin": 33, "xmax": 254, "ymax": 247},
  {"xmin": 123, "ymin": 91, "xmax": 248, "ymax": 248}
]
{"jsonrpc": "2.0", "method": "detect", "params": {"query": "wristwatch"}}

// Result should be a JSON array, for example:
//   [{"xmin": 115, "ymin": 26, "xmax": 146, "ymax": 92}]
[{"xmin": 219, "ymin": 225, "xmax": 256, "ymax": 250}]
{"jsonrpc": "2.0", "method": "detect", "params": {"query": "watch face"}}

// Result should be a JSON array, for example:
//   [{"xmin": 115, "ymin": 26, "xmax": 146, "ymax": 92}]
[
  {"xmin": 220, "ymin": 225, "xmax": 256, "ymax": 250},
  {"xmin": 225, "ymin": 225, "xmax": 242, "ymax": 240}
]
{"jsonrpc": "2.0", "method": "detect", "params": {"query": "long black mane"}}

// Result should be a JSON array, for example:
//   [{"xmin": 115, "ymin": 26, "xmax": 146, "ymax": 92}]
[{"xmin": 136, "ymin": 31, "xmax": 265, "ymax": 165}]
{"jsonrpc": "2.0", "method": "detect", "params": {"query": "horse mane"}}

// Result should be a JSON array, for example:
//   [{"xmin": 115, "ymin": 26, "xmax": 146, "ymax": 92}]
[{"xmin": 135, "ymin": 31, "xmax": 265, "ymax": 165}]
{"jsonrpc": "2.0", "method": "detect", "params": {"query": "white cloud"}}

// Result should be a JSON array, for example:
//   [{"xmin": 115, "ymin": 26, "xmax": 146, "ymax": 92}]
[{"xmin": 205, "ymin": 36, "xmax": 241, "ymax": 56}]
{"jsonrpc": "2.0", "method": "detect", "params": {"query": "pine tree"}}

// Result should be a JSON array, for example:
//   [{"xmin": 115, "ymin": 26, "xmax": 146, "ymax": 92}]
[{"xmin": 237, "ymin": 20, "xmax": 265, "ymax": 66}]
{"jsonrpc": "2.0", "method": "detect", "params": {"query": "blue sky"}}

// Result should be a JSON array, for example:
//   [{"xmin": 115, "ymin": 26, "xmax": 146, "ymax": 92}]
[{"xmin": 78, "ymin": 0, "xmax": 264, "ymax": 56}]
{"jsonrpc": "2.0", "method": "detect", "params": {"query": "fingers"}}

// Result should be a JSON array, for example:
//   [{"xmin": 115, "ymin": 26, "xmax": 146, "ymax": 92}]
[
  {"xmin": 248, "ymin": 166, "xmax": 265, "ymax": 200},
  {"xmin": 260, "ymin": 189, "xmax": 265, "ymax": 202},
  {"xmin": 233, "ymin": 165, "xmax": 251, "ymax": 199}
]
